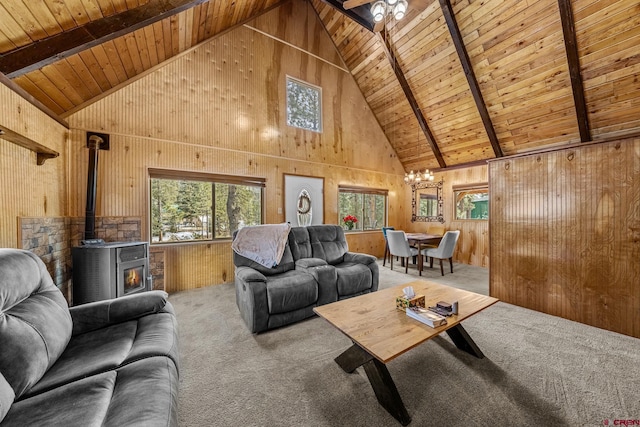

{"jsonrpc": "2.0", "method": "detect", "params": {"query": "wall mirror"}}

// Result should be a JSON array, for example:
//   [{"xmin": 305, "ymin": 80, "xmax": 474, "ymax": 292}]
[{"xmin": 411, "ymin": 180, "xmax": 444, "ymax": 223}]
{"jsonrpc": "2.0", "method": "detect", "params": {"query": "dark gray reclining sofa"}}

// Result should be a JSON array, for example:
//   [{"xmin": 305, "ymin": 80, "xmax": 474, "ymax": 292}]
[
  {"xmin": 0, "ymin": 248, "xmax": 179, "ymax": 426},
  {"xmin": 234, "ymin": 224, "xmax": 379, "ymax": 333}
]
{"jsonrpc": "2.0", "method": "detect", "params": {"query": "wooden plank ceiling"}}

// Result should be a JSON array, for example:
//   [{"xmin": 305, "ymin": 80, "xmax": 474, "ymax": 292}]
[{"xmin": 1, "ymin": 0, "xmax": 639, "ymax": 171}]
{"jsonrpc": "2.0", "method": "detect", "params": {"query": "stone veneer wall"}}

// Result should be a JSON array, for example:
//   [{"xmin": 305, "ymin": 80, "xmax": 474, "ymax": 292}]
[
  {"xmin": 19, "ymin": 216, "xmax": 165, "ymax": 303},
  {"xmin": 149, "ymin": 248, "xmax": 165, "ymax": 291},
  {"xmin": 69, "ymin": 216, "xmax": 142, "ymax": 247},
  {"xmin": 19, "ymin": 217, "xmax": 72, "ymax": 300}
]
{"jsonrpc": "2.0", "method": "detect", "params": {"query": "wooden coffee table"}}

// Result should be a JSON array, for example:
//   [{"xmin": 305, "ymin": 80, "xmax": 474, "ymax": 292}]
[{"xmin": 313, "ymin": 280, "xmax": 499, "ymax": 425}]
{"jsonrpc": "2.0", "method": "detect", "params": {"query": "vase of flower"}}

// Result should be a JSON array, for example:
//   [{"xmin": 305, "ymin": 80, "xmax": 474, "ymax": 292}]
[{"xmin": 343, "ymin": 215, "xmax": 358, "ymax": 231}]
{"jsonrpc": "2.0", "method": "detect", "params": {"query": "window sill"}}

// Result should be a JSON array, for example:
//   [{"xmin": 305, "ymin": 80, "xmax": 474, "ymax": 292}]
[{"xmin": 151, "ymin": 239, "xmax": 232, "ymax": 247}]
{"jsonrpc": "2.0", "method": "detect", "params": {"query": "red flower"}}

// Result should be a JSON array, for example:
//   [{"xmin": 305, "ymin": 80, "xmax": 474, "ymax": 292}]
[{"xmin": 343, "ymin": 215, "xmax": 358, "ymax": 223}]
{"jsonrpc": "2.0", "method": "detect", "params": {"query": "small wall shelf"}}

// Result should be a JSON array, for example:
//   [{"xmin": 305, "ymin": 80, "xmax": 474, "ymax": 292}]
[{"xmin": 0, "ymin": 125, "xmax": 59, "ymax": 165}]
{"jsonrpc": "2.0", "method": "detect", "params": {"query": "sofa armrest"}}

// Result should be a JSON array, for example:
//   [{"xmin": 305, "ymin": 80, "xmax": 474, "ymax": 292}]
[
  {"xmin": 344, "ymin": 252, "xmax": 377, "ymax": 265},
  {"xmin": 235, "ymin": 266, "xmax": 267, "ymax": 282},
  {"xmin": 234, "ymin": 267, "xmax": 269, "ymax": 333},
  {"xmin": 295, "ymin": 258, "xmax": 328, "ymax": 269},
  {"xmin": 344, "ymin": 252, "xmax": 379, "ymax": 292},
  {"xmin": 69, "ymin": 290, "xmax": 170, "ymax": 336}
]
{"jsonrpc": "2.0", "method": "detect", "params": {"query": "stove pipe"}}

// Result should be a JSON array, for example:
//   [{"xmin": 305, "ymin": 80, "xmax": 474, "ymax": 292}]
[{"xmin": 84, "ymin": 133, "xmax": 109, "ymax": 240}]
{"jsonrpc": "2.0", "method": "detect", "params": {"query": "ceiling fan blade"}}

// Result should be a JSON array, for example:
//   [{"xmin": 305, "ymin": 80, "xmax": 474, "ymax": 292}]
[{"xmin": 343, "ymin": 0, "xmax": 372, "ymax": 10}]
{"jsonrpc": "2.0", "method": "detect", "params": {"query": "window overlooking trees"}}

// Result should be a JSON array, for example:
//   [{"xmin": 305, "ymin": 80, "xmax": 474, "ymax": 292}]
[
  {"xmin": 286, "ymin": 76, "xmax": 322, "ymax": 132},
  {"xmin": 338, "ymin": 186, "xmax": 387, "ymax": 231},
  {"xmin": 149, "ymin": 169, "xmax": 264, "ymax": 243},
  {"xmin": 454, "ymin": 185, "xmax": 489, "ymax": 220}
]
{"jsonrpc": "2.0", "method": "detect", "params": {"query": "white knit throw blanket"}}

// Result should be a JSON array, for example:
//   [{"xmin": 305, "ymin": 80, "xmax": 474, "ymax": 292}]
[{"xmin": 231, "ymin": 223, "xmax": 292, "ymax": 268}]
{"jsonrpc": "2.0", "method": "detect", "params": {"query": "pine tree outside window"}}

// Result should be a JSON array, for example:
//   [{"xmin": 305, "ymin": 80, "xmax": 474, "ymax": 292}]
[
  {"xmin": 286, "ymin": 76, "xmax": 322, "ymax": 133},
  {"xmin": 150, "ymin": 169, "xmax": 264, "ymax": 243},
  {"xmin": 338, "ymin": 186, "xmax": 388, "ymax": 231}
]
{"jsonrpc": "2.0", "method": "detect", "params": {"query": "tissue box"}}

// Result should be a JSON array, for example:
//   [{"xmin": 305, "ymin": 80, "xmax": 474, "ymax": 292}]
[{"xmin": 396, "ymin": 294, "xmax": 426, "ymax": 311}]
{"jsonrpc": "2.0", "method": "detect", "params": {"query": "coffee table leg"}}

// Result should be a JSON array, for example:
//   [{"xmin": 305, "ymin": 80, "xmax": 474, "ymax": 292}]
[
  {"xmin": 446, "ymin": 324, "xmax": 485, "ymax": 358},
  {"xmin": 363, "ymin": 358, "xmax": 412, "ymax": 426},
  {"xmin": 334, "ymin": 344, "xmax": 411, "ymax": 425},
  {"xmin": 335, "ymin": 343, "xmax": 374, "ymax": 373}
]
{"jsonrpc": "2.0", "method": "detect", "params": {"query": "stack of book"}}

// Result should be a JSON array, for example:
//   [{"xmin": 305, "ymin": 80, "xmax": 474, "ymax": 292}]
[{"xmin": 406, "ymin": 306, "xmax": 448, "ymax": 328}]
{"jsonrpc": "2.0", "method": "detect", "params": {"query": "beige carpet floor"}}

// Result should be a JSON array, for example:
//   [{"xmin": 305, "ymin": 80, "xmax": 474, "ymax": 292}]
[{"xmin": 169, "ymin": 260, "xmax": 640, "ymax": 426}]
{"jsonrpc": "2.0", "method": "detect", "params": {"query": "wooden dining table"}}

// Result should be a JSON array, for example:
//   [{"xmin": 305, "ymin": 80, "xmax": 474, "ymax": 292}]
[{"xmin": 405, "ymin": 233, "xmax": 442, "ymax": 274}]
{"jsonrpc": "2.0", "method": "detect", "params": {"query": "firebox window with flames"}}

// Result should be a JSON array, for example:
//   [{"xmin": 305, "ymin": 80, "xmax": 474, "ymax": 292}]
[{"xmin": 125, "ymin": 267, "xmax": 143, "ymax": 291}]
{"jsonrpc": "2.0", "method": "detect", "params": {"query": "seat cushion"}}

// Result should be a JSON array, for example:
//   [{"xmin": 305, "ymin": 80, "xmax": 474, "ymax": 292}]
[
  {"xmin": 25, "ymin": 312, "xmax": 179, "ymax": 398},
  {"xmin": 2, "ymin": 371, "xmax": 117, "ymax": 427},
  {"xmin": 3, "ymin": 356, "xmax": 178, "ymax": 427},
  {"xmin": 101, "ymin": 356, "xmax": 179, "ymax": 427},
  {"xmin": 0, "ymin": 249, "xmax": 72, "ymax": 399},
  {"xmin": 266, "ymin": 271, "xmax": 317, "ymax": 314},
  {"xmin": 335, "ymin": 263, "xmax": 373, "ymax": 297}
]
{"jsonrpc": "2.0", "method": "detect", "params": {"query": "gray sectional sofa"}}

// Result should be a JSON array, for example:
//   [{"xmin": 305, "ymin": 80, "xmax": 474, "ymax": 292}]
[
  {"xmin": 0, "ymin": 248, "xmax": 179, "ymax": 426},
  {"xmin": 234, "ymin": 224, "xmax": 379, "ymax": 333}
]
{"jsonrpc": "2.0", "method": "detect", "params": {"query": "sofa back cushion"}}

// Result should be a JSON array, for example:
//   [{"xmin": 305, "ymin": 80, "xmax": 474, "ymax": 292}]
[
  {"xmin": 0, "ymin": 249, "xmax": 72, "ymax": 399},
  {"xmin": 288, "ymin": 227, "xmax": 313, "ymax": 260},
  {"xmin": 308, "ymin": 225, "xmax": 348, "ymax": 265}
]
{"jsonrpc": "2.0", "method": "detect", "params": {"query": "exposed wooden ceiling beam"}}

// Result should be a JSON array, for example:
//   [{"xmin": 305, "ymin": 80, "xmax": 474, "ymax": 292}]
[
  {"xmin": 372, "ymin": 19, "xmax": 385, "ymax": 33},
  {"xmin": 558, "ymin": 0, "xmax": 591, "ymax": 142},
  {"xmin": 439, "ymin": 0, "xmax": 503, "ymax": 158},
  {"xmin": 318, "ymin": 0, "xmax": 375, "ymax": 31},
  {"xmin": 0, "ymin": 0, "xmax": 208, "ymax": 78},
  {"xmin": 379, "ymin": 31, "xmax": 447, "ymax": 168},
  {"xmin": 0, "ymin": 72, "xmax": 68, "ymax": 128},
  {"xmin": 431, "ymin": 158, "xmax": 490, "ymax": 173},
  {"xmin": 343, "ymin": 0, "xmax": 372, "ymax": 10}
]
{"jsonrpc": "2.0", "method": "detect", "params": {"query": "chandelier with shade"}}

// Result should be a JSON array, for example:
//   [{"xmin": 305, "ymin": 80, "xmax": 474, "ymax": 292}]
[
  {"xmin": 404, "ymin": 169, "xmax": 434, "ymax": 185},
  {"xmin": 371, "ymin": 0, "xmax": 408, "ymax": 23}
]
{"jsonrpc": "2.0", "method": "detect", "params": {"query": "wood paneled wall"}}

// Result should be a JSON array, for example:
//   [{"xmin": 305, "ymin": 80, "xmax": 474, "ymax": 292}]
[
  {"xmin": 0, "ymin": 83, "xmax": 68, "ymax": 248},
  {"xmin": 408, "ymin": 165, "xmax": 489, "ymax": 268},
  {"xmin": 489, "ymin": 137, "xmax": 640, "ymax": 338},
  {"xmin": 66, "ymin": 1, "xmax": 407, "ymax": 292}
]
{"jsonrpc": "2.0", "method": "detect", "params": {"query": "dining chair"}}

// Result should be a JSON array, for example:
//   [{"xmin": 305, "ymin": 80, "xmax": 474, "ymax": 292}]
[
  {"xmin": 424, "ymin": 230, "xmax": 461, "ymax": 276},
  {"xmin": 423, "ymin": 224, "xmax": 446, "ymax": 249},
  {"xmin": 381, "ymin": 226, "xmax": 395, "ymax": 266},
  {"xmin": 386, "ymin": 230, "xmax": 420, "ymax": 274}
]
